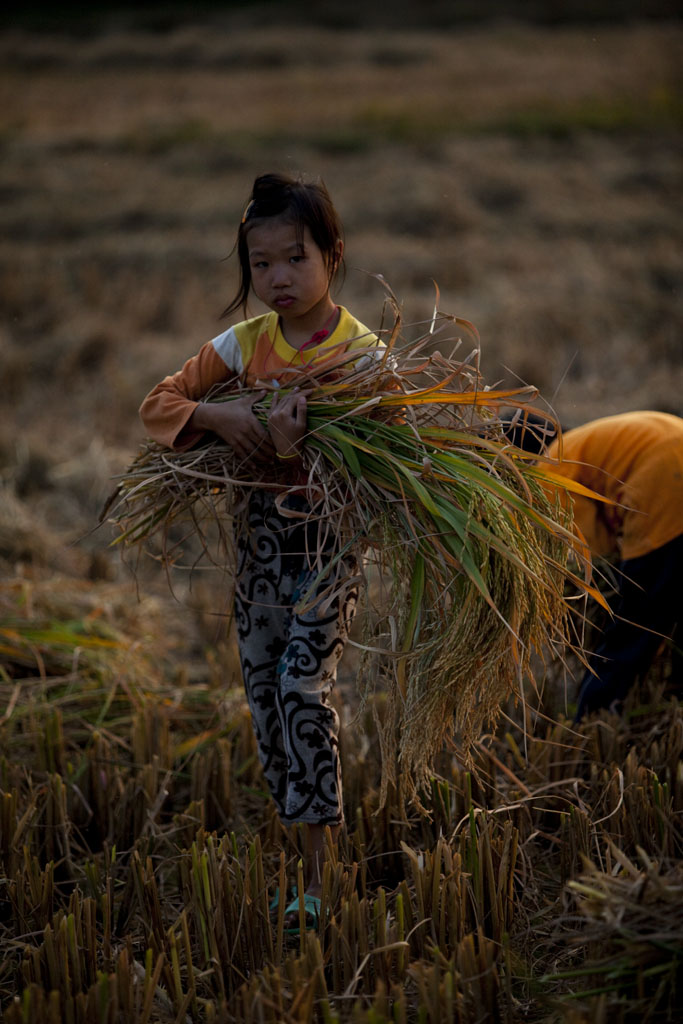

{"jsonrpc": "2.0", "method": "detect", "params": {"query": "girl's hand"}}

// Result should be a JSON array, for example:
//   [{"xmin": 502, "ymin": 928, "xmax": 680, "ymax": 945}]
[
  {"xmin": 190, "ymin": 391, "xmax": 273, "ymax": 463},
  {"xmin": 268, "ymin": 388, "xmax": 308, "ymax": 460}
]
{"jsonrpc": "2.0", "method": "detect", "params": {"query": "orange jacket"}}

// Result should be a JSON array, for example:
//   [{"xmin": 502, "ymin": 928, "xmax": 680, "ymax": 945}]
[{"xmin": 544, "ymin": 411, "xmax": 683, "ymax": 560}]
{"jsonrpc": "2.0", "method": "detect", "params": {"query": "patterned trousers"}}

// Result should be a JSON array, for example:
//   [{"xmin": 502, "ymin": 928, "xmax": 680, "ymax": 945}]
[{"xmin": 234, "ymin": 490, "xmax": 357, "ymax": 825}]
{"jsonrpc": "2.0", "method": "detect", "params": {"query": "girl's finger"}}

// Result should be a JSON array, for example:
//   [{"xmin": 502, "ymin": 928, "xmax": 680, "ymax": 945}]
[{"xmin": 294, "ymin": 396, "xmax": 307, "ymax": 425}]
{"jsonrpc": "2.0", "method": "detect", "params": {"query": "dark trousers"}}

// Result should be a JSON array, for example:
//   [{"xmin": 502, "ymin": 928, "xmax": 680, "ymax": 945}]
[{"xmin": 576, "ymin": 532, "xmax": 683, "ymax": 719}]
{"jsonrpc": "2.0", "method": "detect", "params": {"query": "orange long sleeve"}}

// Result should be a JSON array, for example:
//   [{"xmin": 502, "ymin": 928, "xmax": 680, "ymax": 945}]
[{"xmin": 139, "ymin": 342, "xmax": 235, "ymax": 450}]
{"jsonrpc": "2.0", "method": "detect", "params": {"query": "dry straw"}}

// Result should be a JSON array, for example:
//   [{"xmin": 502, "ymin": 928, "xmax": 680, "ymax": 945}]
[
  {"xmin": 2, "ymin": 570, "xmax": 680, "ymax": 1018},
  {"xmin": 103, "ymin": 290, "xmax": 597, "ymax": 807}
]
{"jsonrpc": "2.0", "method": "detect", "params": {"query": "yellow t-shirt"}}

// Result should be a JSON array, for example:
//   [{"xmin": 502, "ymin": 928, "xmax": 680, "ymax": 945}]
[
  {"xmin": 140, "ymin": 307, "xmax": 380, "ymax": 450},
  {"xmin": 544, "ymin": 411, "xmax": 683, "ymax": 560}
]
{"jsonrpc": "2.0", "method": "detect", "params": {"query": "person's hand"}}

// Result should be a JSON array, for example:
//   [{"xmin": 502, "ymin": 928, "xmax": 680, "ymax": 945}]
[
  {"xmin": 190, "ymin": 392, "xmax": 273, "ymax": 463},
  {"xmin": 268, "ymin": 388, "xmax": 308, "ymax": 460}
]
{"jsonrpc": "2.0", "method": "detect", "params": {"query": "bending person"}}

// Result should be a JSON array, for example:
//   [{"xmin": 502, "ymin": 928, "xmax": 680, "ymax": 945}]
[{"xmin": 541, "ymin": 410, "xmax": 683, "ymax": 718}]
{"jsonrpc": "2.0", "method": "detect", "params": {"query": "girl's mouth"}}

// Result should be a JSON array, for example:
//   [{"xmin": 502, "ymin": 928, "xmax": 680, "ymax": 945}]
[{"xmin": 274, "ymin": 295, "xmax": 295, "ymax": 308}]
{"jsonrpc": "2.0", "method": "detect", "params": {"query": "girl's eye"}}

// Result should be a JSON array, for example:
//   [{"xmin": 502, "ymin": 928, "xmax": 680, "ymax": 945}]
[
  {"xmin": 290, "ymin": 255, "xmax": 303, "ymax": 264},
  {"xmin": 252, "ymin": 260, "xmax": 268, "ymax": 269}
]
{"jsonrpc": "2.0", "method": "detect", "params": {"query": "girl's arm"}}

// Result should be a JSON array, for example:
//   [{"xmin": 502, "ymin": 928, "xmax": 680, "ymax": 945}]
[
  {"xmin": 139, "ymin": 339, "xmax": 270, "ymax": 462},
  {"xmin": 190, "ymin": 392, "xmax": 273, "ymax": 463},
  {"xmin": 140, "ymin": 340, "xmax": 233, "ymax": 450}
]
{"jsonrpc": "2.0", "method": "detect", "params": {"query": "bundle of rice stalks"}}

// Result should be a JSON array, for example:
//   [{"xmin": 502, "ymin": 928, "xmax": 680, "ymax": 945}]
[
  {"xmin": 545, "ymin": 849, "xmax": 683, "ymax": 1020},
  {"xmin": 103, "ymin": 296, "xmax": 596, "ymax": 807}
]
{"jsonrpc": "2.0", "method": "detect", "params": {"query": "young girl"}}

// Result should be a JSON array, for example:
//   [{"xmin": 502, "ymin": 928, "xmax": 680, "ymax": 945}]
[{"xmin": 139, "ymin": 172, "xmax": 383, "ymax": 930}]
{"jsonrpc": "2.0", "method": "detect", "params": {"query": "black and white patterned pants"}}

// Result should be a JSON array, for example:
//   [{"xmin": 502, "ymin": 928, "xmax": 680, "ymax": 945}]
[{"xmin": 234, "ymin": 490, "xmax": 357, "ymax": 826}]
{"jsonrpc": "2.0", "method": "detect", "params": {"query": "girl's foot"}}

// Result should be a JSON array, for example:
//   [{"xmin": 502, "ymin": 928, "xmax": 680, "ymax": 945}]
[{"xmin": 283, "ymin": 890, "xmax": 322, "ymax": 934}]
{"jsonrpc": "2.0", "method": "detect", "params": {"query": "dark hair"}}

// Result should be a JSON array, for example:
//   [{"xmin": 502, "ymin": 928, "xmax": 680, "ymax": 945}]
[
  {"xmin": 501, "ymin": 411, "xmax": 560, "ymax": 455},
  {"xmin": 222, "ymin": 172, "xmax": 345, "ymax": 318}
]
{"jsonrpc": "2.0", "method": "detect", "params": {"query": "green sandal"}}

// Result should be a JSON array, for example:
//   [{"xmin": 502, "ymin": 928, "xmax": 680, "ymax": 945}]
[{"xmin": 283, "ymin": 893, "xmax": 322, "ymax": 935}]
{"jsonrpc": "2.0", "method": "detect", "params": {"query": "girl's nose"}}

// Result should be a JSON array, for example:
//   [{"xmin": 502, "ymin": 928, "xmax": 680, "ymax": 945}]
[{"xmin": 271, "ymin": 262, "xmax": 291, "ymax": 286}]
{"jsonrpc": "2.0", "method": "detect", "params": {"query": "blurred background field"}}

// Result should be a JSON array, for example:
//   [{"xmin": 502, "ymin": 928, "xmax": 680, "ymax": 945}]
[
  {"xmin": 0, "ymin": 2, "xmax": 682, "ymax": 1020},
  {"xmin": 1, "ymin": 1, "xmax": 681, "ymax": 581}
]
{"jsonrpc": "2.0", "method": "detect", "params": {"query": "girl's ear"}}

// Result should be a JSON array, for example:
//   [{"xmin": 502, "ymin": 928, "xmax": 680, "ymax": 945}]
[{"xmin": 330, "ymin": 238, "xmax": 344, "ymax": 274}]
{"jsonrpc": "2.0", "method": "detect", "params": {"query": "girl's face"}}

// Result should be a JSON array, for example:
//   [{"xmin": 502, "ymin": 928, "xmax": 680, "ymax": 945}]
[{"xmin": 246, "ymin": 216, "xmax": 340, "ymax": 333}]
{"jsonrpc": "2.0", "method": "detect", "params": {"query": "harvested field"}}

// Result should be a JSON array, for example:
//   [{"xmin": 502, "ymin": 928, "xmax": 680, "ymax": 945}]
[{"xmin": 0, "ymin": 6, "xmax": 681, "ymax": 1020}]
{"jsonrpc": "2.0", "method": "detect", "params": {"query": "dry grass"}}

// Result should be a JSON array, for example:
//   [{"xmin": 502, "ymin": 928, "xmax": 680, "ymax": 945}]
[{"xmin": 0, "ymin": 572, "xmax": 681, "ymax": 1021}]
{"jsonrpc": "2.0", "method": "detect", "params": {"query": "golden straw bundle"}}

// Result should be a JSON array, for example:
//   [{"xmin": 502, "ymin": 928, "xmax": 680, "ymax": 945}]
[{"xmin": 103, "ymin": 295, "xmax": 594, "ymax": 807}]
